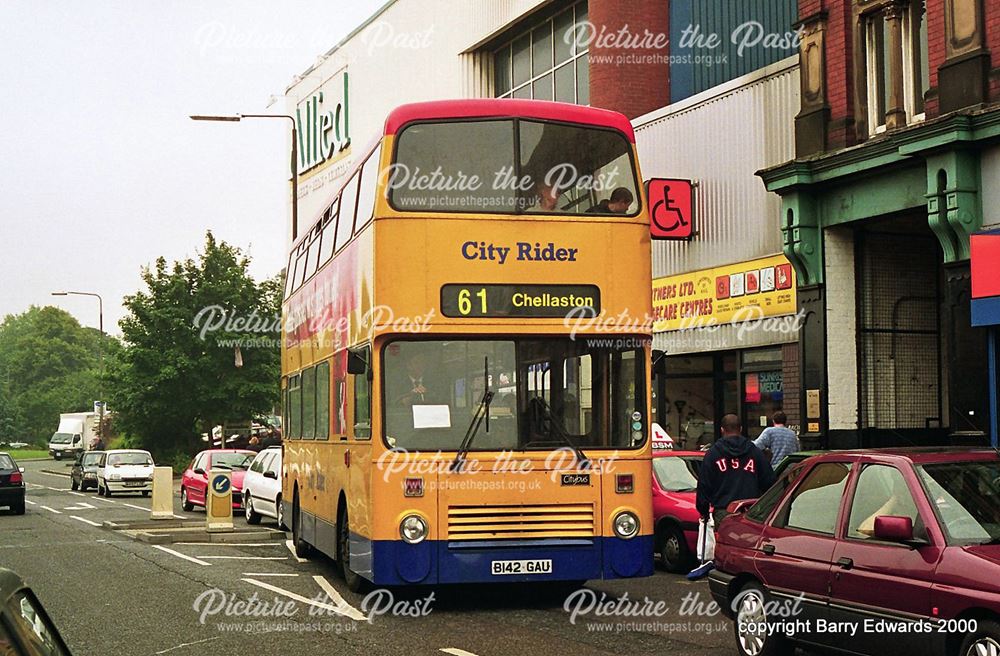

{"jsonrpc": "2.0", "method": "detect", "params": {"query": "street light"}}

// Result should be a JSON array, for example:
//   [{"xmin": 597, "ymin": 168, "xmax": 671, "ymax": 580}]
[
  {"xmin": 51, "ymin": 291, "xmax": 105, "ymax": 440},
  {"xmin": 190, "ymin": 113, "xmax": 299, "ymax": 240}
]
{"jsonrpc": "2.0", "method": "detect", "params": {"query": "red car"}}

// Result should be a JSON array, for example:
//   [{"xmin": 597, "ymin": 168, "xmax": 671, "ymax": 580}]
[
  {"xmin": 652, "ymin": 450, "xmax": 704, "ymax": 572},
  {"xmin": 709, "ymin": 448, "xmax": 1000, "ymax": 656},
  {"xmin": 180, "ymin": 449, "xmax": 254, "ymax": 511}
]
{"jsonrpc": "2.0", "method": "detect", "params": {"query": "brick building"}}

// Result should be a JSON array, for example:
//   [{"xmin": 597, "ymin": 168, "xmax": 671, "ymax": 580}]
[{"xmin": 760, "ymin": 0, "xmax": 1000, "ymax": 447}]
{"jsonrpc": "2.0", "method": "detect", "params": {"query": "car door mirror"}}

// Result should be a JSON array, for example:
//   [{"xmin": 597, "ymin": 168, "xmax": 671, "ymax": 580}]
[
  {"xmin": 726, "ymin": 498, "xmax": 758, "ymax": 515},
  {"xmin": 193, "ymin": 468, "xmax": 206, "ymax": 476},
  {"xmin": 18, "ymin": 467, "xmax": 24, "ymax": 473},
  {"xmin": 263, "ymin": 470, "xmax": 278, "ymax": 480},
  {"xmin": 873, "ymin": 515, "xmax": 914, "ymax": 542}
]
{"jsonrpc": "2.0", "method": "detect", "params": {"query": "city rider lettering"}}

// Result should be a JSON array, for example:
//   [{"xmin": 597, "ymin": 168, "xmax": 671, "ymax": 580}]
[{"xmin": 462, "ymin": 241, "xmax": 510, "ymax": 265}]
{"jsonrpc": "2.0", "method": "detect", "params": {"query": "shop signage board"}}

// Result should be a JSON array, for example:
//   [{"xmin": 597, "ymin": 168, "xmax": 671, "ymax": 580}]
[
  {"xmin": 652, "ymin": 254, "xmax": 796, "ymax": 332},
  {"xmin": 971, "ymin": 231, "xmax": 1000, "ymax": 327}
]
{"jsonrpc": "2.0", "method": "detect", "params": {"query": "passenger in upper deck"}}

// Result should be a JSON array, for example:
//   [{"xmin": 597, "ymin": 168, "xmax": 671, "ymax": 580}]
[
  {"xmin": 533, "ymin": 181, "xmax": 562, "ymax": 212},
  {"xmin": 587, "ymin": 187, "xmax": 634, "ymax": 215}
]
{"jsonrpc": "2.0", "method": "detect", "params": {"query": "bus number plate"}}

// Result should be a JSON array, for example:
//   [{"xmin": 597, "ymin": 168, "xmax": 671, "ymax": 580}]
[{"xmin": 491, "ymin": 559, "xmax": 553, "ymax": 575}]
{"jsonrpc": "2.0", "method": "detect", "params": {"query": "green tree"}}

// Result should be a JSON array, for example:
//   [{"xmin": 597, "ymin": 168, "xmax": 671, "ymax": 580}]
[
  {"xmin": 0, "ymin": 306, "xmax": 114, "ymax": 442},
  {"xmin": 108, "ymin": 232, "xmax": 281, "ymax": 455}
]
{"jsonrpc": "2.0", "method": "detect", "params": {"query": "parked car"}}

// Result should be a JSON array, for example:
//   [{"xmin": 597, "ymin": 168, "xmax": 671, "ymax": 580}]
[
  {"xmin": 709, "ymin": 448, "xmax": 1000, "ymax": 656},
  {"xmin": 0, "ymin": 453, "xmax": 25, "ymax": 515},
  {"xmin": 96, "ymin": 450, "xmax": 155, "ymax": 497},
  {"xmin": 180, "ymin": 449, "xmax": 254, "ymax": 512},
  {"xmin": 652, "ymin": 449, "xmax": 704, "ymax": 572},
  {"xmin": 70, "ymin": 451, "xmax": 103, "ymax": 492},
  {"xmin": 0, "ymin": 567, "xmax": 73, "ymax": 654},
  {"xmin": 241, "ymin": 446, "xmax": 286, "ymax": 529}
]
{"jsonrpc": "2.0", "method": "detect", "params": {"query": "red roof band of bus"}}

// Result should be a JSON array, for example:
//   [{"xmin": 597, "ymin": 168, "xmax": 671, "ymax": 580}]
[{"xmin": 383, "ymin": 99, "xmax": 636, "ymax": 143}]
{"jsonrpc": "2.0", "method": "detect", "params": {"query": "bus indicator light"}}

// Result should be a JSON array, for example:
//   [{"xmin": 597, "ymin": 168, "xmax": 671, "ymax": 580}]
[{"xmin": 616, "ymin": 474, "xmax": 634, "ymax": 494}]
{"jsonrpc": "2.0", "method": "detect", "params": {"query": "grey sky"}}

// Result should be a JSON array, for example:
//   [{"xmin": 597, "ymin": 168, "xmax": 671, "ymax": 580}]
[{"xmin": 0, "ymin": 0, "xmax": 382, "ymax": 334}]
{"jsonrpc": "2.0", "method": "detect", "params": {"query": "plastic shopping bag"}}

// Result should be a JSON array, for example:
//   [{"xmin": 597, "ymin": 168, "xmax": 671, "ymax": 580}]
[{"xmin": 696, "ymin": 515, "xmax": 716, "ymax": 562}]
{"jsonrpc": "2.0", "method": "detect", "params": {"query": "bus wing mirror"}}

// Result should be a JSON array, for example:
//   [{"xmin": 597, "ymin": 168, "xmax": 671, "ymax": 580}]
[
  {"xmin": 652, "ymin": 349, "xmax": 667, "ymax": 375},
  {"xmin": 347, "ymin": 348, "xmax": 369, "ymax": 375}
]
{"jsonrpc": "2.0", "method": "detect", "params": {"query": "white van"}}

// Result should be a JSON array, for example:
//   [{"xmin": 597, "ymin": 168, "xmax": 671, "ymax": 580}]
[{"xmin": 48, "ymin": 413, "xmax": 100, "ymax": 460}]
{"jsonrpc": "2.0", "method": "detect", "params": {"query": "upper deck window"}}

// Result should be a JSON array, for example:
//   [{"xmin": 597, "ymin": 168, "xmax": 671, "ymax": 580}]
[{"xmin": 388, "ymin": 118, "xmax": 638, "ymax": 215}]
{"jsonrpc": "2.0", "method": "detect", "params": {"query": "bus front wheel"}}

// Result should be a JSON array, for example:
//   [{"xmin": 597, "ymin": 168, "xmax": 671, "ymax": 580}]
[
  {"xmin": 292, "ymin": 491, "xmax": 311, "ymax": 559},
  {"xmin": 338, "ymin": 506, "xmax": 367, "ymax": 592}
]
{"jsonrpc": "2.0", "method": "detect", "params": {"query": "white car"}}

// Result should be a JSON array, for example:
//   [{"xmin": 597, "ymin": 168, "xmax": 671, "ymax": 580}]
[
  {"xmin": 242, "ymin": 447, "xmax": 285, "ymax": 529},
  {"xmin": 96, "ymin": 449, "xmax": 155, "ymax": 497}
]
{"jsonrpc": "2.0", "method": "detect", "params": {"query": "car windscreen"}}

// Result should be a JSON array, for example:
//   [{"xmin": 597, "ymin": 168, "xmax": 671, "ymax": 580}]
[
  {"xmin": 82, "ymin": 454, "xmax": 102, "ymax": 465},
  {"xmin": 50, "ymin": 433, "xmax": 73, "ymax": 444},
  {"xmin": 917, "ymin": 460, "xmax": 1000, "ymax": 544},
  {"xmin": 0, "ymin": 455, "xmax": 14, "ymax": 470},
  {"xmin": 107, "ymin": 453, "xmax": 153, "ymax": 466},
  {"xmin": 652, "ymin": 456, "xmax": 699, "ymax": 492},
  {"xmin": 211, "ymin": 453, "xmax": 252, "ymax": 469}
]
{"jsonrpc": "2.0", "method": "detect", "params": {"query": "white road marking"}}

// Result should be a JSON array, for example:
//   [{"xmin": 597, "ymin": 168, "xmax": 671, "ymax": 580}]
[
  {"xmin": 70, "ymin": 516, "xmax": 102, "ymax": 527},
  {"xmin": 241, "ymin": 573, "xmax": 299, "ymax": 577},
  {"xmin": 313, "ymin": 575, "xmax": 367, "ymax": 621},
  {"xmin": 176, "ymin": 542, "xmax": 280, "ymax": 547},
  {"xmin": 172, "ymin": 514, "xmax": 188, "ymax": 520},
  {"xmin": 154, "ymin": 636, "xmax": 220, "ymax": 654},
  {"xmin": 43, "ymin": 486, "xmax": 64, "ymax": 491},
  {"xmin": 68, "ymin": 491, "xmax": 86, "ymax": 497},
  {"xmin": 152, "ymin": 545, "xmax": 211, "ymax": 566},
  {"xmin": 94, "ymin": 496, "xmax": 116, "ymax": 504},
  {"xmin": 23, "ymin": 500, "xmax": 36, "ymax": 506},
  {"xmin": 440, "ymin": 649, "xmax": 481, "ymax": 656},
  {"xmin": 120, "ymin": 502, "xmax": 150, "ymax": 511},
  {"xmin": 197, "ymin": 556, "xmax": 288, "ymax": 560},
  {"xmin": 36, "ymin": 471, "xmax": 70, "ymax": 479},
  {"xmin": 39, "ymin": 506, "xmax": 61, "ymax": 514},
  {"xmin": 241, "ymin": 578, "xmax": 365, "ymax": 621},
  {"xmin": 284, "ymin": 539, "xmax": 309, "ymax": 563}
]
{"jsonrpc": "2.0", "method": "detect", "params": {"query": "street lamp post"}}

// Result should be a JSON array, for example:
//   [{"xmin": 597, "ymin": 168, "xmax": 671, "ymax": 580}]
[
  {"xmin": 190, "ymin": 113, "xmax": 300, "ymax": 240},
  {"xmin": 51, "ymin": 291, "xmax": 105, "ymax": 440}
]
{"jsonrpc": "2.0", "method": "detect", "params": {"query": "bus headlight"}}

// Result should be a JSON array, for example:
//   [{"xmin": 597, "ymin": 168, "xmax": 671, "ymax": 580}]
[
  {"xmin": 613, "ymin": 511, "xmax": 639, "ymax": 539},
  {"xmin": 399, "ymin": 515, "xmax": 428, "ymax": 544}
]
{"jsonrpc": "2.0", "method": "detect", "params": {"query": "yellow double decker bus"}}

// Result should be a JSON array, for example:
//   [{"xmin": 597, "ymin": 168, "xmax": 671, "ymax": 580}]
[{"xmin": 281, "ymin": 99, "xmax": 656, "ymax": 589}]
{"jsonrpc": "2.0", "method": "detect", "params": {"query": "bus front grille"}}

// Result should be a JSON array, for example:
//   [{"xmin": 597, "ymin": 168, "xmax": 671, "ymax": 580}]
[{"xmin": 447, "ymin": 503, "xmax": 596, "ymax": 539}]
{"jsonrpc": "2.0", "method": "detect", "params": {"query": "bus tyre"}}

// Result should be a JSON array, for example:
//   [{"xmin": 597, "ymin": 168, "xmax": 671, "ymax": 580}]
[
  {"xmin": 338, "ymin": 507, "xmax": 367, "ymax": 593},
  {"xmin": 960, "ymin": 619, "xmax": 1000, "ymax": 656},
  {"xmin": 292, "ymin": 492, "xmax": 311, "ymax": 559},
  {"xmin": 733, "ymin": 582, "xmax": 792, "ymax": 656}
]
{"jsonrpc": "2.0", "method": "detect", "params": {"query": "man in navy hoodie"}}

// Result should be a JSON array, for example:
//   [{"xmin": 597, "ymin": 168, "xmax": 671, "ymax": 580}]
[{"xmin": 696, "ymin": 414, "xmax": 775, "ymax": 527}]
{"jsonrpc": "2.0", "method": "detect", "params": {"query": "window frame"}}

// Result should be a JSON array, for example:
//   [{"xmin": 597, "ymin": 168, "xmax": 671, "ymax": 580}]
[
  {"xmin": 315, "ymin": 360, "xmax": 330, "ymax": 441},
  {"xmin": 387, "ymin": 116, "xmax": 641, "ymax": 217},
  {"xmin": 844, "ymin": 462, "xmax": 928, "ymax": 544},
  {"xmin": 773, "ymin": 460, "xmax": 854, "ymax": 537}
]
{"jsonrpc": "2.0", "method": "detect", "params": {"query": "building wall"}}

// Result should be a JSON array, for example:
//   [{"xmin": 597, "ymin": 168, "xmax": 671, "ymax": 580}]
[
  {"xmin": 824, "ymin": 226, "xmax": 858, "ymax": 431},
  {"xmin": 635, "ymin": 57, "xmax": 798, "ymax": 278}
]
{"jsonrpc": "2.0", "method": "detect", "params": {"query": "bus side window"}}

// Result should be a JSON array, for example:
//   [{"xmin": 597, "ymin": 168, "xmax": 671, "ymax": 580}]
[
  {"xmin": 355, "ymin": 145, "xmax": 380, "ymax": 233},
  {"xmin": 287, "ymin": 374, "xmax": 302, "ymax": 439},
  {"xmin": 316, "ymin": 360, "xmax": 330, "ymax": 441},
  {"xmin": 353, "ymin": 345, "xmax": 372, "ymax": 439},
  {"xmin": 332, "ymin": 351, "xmax": 347, "ymax": 439}
]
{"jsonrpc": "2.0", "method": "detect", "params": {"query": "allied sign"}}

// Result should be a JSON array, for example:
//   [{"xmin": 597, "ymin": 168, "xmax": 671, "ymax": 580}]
[
  {"xmin": 296, "ymin": 69, "xmax": 351, "ymax": 174},
  {"xmin": 652, "ymin": 254, "xmax": 796, "ymax": 332},
  {"xmin": 647, "ymin": 178, "xmax": 694, "ymax": 240}
]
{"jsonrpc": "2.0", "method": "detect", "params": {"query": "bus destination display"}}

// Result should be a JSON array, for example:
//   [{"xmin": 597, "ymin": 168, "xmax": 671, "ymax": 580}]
[{"xmin": 441, "ymin": 284, "xmax": 601, "ymax": 318}]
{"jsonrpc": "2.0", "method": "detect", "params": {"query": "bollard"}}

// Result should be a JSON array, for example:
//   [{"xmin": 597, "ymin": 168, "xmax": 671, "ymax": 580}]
[
  {"xmin": 206, "ymin": 468, "xmax": 234, "ymax": 532},
  {"xmin": 151, "ymin": 466, "xmax": 174, "ymax": 520}
]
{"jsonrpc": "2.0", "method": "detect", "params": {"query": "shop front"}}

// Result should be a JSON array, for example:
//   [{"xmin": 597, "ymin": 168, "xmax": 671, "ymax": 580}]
[{"xmin": 651, "ymin": 254, "xmax": 800, "ymax": 448}]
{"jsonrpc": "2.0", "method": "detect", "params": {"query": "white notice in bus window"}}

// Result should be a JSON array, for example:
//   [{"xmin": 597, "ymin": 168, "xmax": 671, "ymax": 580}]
[{"xmin": 412, "ymin": 405, "xmax": 451, "ymax": 429}]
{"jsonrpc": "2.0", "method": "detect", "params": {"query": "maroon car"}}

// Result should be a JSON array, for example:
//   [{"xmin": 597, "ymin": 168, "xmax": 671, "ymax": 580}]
[{"xmin": 708, "ymin": 448, "xmax": 1000, "ymax": 656}]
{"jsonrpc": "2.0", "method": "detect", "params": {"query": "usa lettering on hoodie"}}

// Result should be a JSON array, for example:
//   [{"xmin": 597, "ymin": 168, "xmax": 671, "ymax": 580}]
[{"xmin": 696, "ymin": 435, "xmax": 775, "ymax": 517}]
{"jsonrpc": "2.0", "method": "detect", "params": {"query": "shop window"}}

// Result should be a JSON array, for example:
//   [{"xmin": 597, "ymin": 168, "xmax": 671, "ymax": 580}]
[
  {"xmin": 861, "ymin": 0, "xmax": 929, "ymax": 135},
  {"xmin": 493, "ymin": 2, "xmax": 590, "ymax": 104}
]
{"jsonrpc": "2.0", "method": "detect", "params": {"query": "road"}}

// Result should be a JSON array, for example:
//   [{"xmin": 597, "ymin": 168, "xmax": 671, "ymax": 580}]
[{"xmin": 1, "ymin": 459, "xmax": 738, "ymax": 656}]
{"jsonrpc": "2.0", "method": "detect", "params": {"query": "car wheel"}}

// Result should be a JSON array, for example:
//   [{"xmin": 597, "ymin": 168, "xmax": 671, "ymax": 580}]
[
  {"xmin": 97, "ymin": 481, "xmax": 105, "ymax": 496},
  {"xmin": 961, "ymin": 619, "xmax": 1000, "ymax": 656},
  {"xmin": 142, "ymin": 491, "xmax": 150, "ymax": 497},
  {"xmin": 244, "ymin": 494, "xmax": 261, "ymax": 525},
  {"xmin": 105, "ymin": 485, "xmax": 113, "ymax": 498},
  {"xmin": 13, "ymin": 499, "xmax": 25, "ymax": 515},
  {"xmin": 338, "ymin": 506, "xmax": 367, "ymax": 592},
  {"xmin": 292, "ymin": 491, "xmax": 311, "ymax": 559},
  {"xmin": 71, "ymin": 478, "xmax": 79, "ymax": 492},
  {"xmin": 275, "ymin": 495, "xmax": 287, "ymax": 531},
  {"xmin": 733, "ymin": 582, "xmax": 793, "ymax": 656},
  {"xmin": 181, "ymin": 488, "xmax": 194, "ymax": 512},
  {"xmin": 658, "ymin": 524, "xmax": 691, "ymax": 573},
  {"xmin": 53, "ymin": 453, "xmax": 61, "ymax": 461}
]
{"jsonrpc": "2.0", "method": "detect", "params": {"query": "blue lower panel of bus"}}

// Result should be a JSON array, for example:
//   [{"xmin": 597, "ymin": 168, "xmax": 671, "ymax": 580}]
[{"xmin": 365, "ymin": 534, "xmax": 654, "ymax": 585}]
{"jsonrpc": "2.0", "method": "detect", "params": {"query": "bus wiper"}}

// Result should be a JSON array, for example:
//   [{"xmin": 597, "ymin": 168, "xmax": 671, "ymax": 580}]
[{"xmin": 451, "ymin": 356, "xmax": 493, "ymax": 472}]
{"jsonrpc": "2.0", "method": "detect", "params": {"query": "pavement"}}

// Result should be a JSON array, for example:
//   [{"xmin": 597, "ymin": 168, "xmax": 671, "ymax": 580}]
[{"xmin": 1, "ymin": 459, "xmax": 740, "ymax": 656}]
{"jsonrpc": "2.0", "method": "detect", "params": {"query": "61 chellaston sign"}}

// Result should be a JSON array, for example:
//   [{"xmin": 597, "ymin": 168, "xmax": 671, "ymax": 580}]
[{"xmin": 296, "ymin": 69, "xmax": 351, "ymax": 174}]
